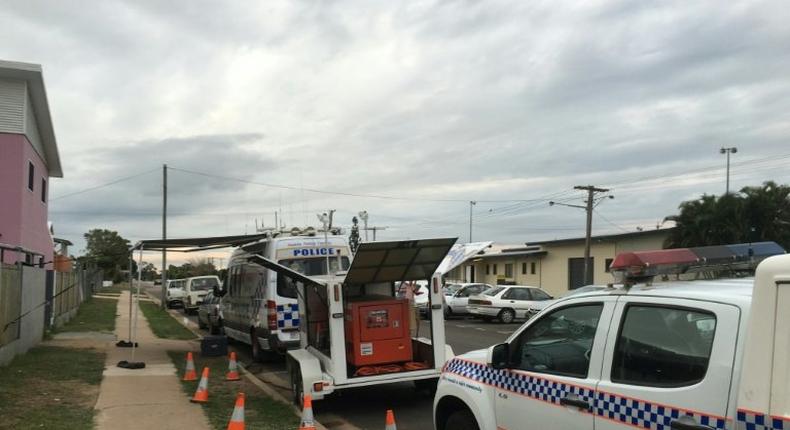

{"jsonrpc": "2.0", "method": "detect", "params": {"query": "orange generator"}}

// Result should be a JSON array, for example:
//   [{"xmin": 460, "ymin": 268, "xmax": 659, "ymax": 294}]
[{"xmin": 344, "ymin": 296, "xmax": 413, "ymax": 367}]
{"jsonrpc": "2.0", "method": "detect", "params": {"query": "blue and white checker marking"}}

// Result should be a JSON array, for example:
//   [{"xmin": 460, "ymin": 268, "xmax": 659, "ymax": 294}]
[
  {"xmin": 276, "ymin": 303, "xmax": 300, "ymax": 329},
  {"xmin": 738, "ymin": 410, "xmax": 788, "ymax": 430},
  {"xmin": 444, "ymin": 358, "xmax": 728, "ymax": 430}
]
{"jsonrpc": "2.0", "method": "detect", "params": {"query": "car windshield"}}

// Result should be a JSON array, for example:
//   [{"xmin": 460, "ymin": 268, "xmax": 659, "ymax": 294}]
[
  {"xmin": 484, "ymin": 287, "xmax": 505, "ymax": 296},
  {"xmin": 278, "ymin": 257, "xmax": 350, "ymax": 276},
  {"xmin": 444, "ymin": 284, "xmax": 462, "ymax": 295},
  {"xmin": 190, "ymin": 278, "xmax": 218, "ymax": 290}
]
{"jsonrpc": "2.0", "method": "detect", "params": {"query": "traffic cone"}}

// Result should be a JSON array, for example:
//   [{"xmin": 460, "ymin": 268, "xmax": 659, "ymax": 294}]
[
  {"xmin": 298, "ymin": 394, "xmax": 316, "ymax": 430},
  {"xmin": 385, "ymin": 409, "xmax": 397, "ymax": 430},
  {"xmin": 190, "ymin": 367, "xmax": 210, "ymax": 403},
  {"xmin": 226, "ymin": 392, "xmax": 245, "ymax": 430},
  {"xmin": 226, "ymin": 351, "xmax": 241, "ymax": 381},
  {"xmin": 183, "ymin": 352, "xmax": 198, "ymax": 381}
]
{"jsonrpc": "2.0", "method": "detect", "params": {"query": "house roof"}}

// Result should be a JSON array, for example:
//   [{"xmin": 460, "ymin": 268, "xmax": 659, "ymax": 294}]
[
  {"xmin": 526, "ymin": 227, "xmax": 675, "ymax": 247},
  {"xmin": 0, "ymin": 60, "xmax": 62, "ymax": 177}
]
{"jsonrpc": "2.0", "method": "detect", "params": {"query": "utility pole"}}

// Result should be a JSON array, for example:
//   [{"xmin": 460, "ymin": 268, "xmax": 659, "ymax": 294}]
[
  {"xmin": 366, "ymin": 226, "xmax": 388, "ymax": 241},
  {"xmin": 469, "ymin": 201, "xmax": 476, "ymax": 243},
  {"xmin": 550, "ymin": 185, "xmax": 612, "ymax": 286},
  {"xmin": 720, "ymin": 147, "xmax": 737, "ymax": 194},
  {"xmin": 160, "ymin": 164, "xmax": 167, "ymax": 308}
]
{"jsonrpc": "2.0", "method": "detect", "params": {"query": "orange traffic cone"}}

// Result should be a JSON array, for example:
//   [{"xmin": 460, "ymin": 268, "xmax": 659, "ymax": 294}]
[
  {"xmin": 298, "ymin": 394, "xmax": 316, "ymax": 430},
  {"xmin": 226, "ymin": 392, "xmax": 245, "ymax": 430},
  {"xmin": 183, "ymin": 352, "xmax": 197, "ymax": 381},
  {"xmin": 190, "ymin": 367, "xmax": 210, "ymax": 403},
  {"xmin": 385, "ymin": 409, "xmax": 397, "ymax": 430},
  {"xmin": 226, "ymin": 352, "xmax": 241, "ymax": 381}
]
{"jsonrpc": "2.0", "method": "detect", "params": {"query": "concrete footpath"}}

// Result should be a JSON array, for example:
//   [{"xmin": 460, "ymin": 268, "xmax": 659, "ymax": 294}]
[{"xmin": 94, "ymin": 291, "xmax": 211, "ymax": 430}]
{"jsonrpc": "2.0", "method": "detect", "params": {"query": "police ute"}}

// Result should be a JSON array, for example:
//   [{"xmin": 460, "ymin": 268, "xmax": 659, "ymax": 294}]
[
  {"xmin": 219, "ymin": 227, "xmax": 351, "ymax": 361},
  {"xmin": 433, "ymin": 241, "xmax": 789, "ymax": 430}
]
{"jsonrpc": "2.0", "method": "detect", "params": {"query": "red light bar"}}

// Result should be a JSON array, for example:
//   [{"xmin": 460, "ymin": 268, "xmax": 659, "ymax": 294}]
[{"xmin": 610, "ymin": 248, "xmax": 699, "ymax": 270}]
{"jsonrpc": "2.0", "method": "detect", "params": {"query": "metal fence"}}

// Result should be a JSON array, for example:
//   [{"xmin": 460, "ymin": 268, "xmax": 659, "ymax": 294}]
[{"xmin": 0, "ymin": 264, "xmax": 22, "ymax": 346}]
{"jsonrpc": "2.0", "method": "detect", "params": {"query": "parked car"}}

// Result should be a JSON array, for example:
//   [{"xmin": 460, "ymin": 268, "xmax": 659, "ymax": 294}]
[
  {"xmin": 443, "ymin": 283, "xmax": 464, "ymax": 297},
  {"xmin": 197, "ymin": 291, "xmax": 223, "ymax": 334},
  {"xmin": 183, "ymin": 275, "xmax": 221, "ymax": 314},
  {"xmin": 467, "ymin": 285, "xmax": 553, "ymax": 323},
  {"xmin": 396, "ymin": 281, "xmax": 431, "ymax": 318},
  {"xmin": 443, "ymin": 283, "xmax": 493, "ymax": 317},
  {"xmin": 526, "ymin": 285, "xmax": 610, "ymax": 317},
  {"xmin": 165, "ymin": 279, "xmax": 186, "ymax": 309}
]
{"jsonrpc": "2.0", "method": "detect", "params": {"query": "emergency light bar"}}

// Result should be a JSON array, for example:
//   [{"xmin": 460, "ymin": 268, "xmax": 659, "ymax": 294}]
[{"xmin": 610, "ymin": 241, "xmax": 786, "ymax": 283}]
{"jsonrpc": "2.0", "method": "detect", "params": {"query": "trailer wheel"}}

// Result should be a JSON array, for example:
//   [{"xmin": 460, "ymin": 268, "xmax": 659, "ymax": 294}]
[
  {"xmin": 445, "ymin": 409, "xmax": 479, "ymax": 430},
  {"xmin": 290, "ymin": 366, "xmax": 303, "ymax": 408},
  {"xmin": 414, "ymin": 378, "xmax": 438, "ymax": 396}
]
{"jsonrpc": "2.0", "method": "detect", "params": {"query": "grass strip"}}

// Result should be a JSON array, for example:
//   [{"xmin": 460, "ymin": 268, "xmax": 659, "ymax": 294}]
[
  {"xmin": 139, "ymin": 301, "xmax": 197, "ymax": 340},
  {"xmin": 59, "ymin": 297, "xmax": 118, "ymax": 333},
  {"xmin": 0, "ymin": 346, "xmax": 105, "ymax": 430},
  {"xmin": 168, "ymin": 351, "xmax": 299, "ymax": 430}
]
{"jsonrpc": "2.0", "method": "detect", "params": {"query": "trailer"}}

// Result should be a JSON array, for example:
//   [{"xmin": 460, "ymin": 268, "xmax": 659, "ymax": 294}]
[{"xmin": 246, "ymin": 238, "xmax": 457, "ymax": 405}]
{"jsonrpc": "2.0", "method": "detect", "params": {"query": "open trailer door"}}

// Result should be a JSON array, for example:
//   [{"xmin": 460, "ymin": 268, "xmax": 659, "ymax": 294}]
[{"xmin": 338, "ymin": 238, "xmax": 457, "ymax": 383}]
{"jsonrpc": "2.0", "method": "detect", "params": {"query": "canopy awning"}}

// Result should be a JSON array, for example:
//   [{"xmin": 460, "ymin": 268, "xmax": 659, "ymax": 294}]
[
  {"xmin": 344, "ymin": 238, "xmax": 457, "ymax": 285},
  {"xmin": 132, "ymin": 234, "xmax": 269, "ymax": 252}
]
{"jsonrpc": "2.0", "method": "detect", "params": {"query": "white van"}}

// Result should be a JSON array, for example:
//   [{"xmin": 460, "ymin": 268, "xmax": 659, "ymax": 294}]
[
  {"xmin": 183, "ymin": 275, "xmax": 222, "ymax": 314},
  {"xmin": 221, "ymin": 230, "xmax": 351, "ymax": 361}
]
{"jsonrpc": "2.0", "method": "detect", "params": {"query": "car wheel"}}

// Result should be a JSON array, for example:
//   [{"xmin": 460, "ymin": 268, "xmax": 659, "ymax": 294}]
[
  {"xmin": 444, "ymin": 306, "xmax": 452, "ymax": 318},
  {"xmin": 498, "ymin": 308, "xmax": 516, "ymax": 324},
  {"xmin": 444, "ymin": 409, "xmax": 479, "ymax": 430}
]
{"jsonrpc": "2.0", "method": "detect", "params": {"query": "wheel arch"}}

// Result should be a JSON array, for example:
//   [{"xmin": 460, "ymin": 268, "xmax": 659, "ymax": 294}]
[{"xmin": 435, "ymin": 395, "xmax": 479, "ymax": 430}]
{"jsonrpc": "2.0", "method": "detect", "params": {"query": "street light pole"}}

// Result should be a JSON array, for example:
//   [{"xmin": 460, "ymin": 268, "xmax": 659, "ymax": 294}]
[
  {"xmin": 469, "ymin": 201, "xmax": 476, "ymax": 243},
  {"xmin": 720, "ymin": 147, "xmax": 738, "ymax": 194}
]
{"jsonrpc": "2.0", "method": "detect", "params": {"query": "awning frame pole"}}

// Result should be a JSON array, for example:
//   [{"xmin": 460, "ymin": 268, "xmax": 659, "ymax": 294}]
[{"xmin": 131, "ymin": 245, "xmax": 143, "ymax": 362}]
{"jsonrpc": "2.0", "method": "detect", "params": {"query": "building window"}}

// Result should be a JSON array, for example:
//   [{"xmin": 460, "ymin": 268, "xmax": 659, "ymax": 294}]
[
  {"xmin": 27, "ymin": 162, "xmax": 35, "ymax": 191},
  {"xmin": 522, "ymin": 262, "xmax": 527, "ymax": 275},
  {"xmin": 493, "ymin": 264, "xmax": 498, "ymax": 275},
  {"xmin": 41, "ymin": 178, "xmax": 47, "ymax": 203},
  {"xmin": 531, "ymin": 262, "xmax": 537, "ymax": 275},
  {"xmin": 486, "ymin": 264, "xmax": 490, "ymax": 275},
  {"xmin": 605, "ymin": 258, "xmax": 614, "ymax": 272},
  {"xmin": 505, "ymin": 263, "xmax": 513, "ymax": 278}
]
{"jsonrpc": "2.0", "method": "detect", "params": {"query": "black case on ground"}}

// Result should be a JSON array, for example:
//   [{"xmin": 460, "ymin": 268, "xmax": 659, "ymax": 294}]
[{"xmin": 200, "ymin": 335, "xmax": 228, "ymax": 357}]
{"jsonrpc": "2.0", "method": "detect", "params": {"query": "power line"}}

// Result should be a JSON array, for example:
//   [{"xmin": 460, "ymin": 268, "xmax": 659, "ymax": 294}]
[
  {"xmin": 168, "ymin": 166, "xmax": 549, "ymax": 203},
  {"xmin": 51, "ymin": 168, "xmax": 159, "ymax": 201}
]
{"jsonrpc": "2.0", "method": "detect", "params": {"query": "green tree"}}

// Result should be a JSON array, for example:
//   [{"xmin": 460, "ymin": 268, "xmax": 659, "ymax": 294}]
[
  {"xmin": 83, "ymin": 229, "xmax": 131, "ymax": 282},
  {"xmin": 665, "ymin": 181, "xmax": 790, "ymax": 250},
  {"xmin": 139, "ymin": 262, "xmax": 158, "ymax": 281}
]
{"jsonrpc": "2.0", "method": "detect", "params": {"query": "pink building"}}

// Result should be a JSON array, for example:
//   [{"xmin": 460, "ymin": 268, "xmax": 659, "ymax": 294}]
[{"xmin": 0, "ymin": 60, "xmax": 62, "ymax": 268}]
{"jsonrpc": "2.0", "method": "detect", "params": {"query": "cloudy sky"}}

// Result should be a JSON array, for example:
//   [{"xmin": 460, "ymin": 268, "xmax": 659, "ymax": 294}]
[{"xmin": 3, "ymin": 1, "xmax": 790, "ymax": 266}]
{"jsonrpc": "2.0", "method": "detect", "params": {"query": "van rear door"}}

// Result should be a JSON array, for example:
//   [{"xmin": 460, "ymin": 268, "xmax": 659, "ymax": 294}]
[{"xmin": 595, "ymin": 297, "xmax": 739, "ymax": 430}]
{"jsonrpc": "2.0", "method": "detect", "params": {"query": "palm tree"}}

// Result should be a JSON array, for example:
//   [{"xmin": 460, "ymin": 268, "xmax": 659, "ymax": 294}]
[{"xmin": 664, "ymin": 181, "xmax": 790, "ymax": 250}]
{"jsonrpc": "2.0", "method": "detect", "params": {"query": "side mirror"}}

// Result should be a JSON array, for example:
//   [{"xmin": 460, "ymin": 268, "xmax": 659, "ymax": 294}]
[{"xmin": 487, "ymin": 343, "xmax": 510, "ymax": 369}]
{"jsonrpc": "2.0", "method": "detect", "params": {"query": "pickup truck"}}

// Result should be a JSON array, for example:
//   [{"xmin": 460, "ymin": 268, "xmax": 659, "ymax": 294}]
[{"xmin": 433, "ymin": 247, "xmax": 789, "ymax": 430}]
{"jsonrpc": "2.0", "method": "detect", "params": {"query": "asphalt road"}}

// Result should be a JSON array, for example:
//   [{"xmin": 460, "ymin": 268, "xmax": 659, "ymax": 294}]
[{"xmin": 143, "ymin": 284, "xmax": 520, "ymax": 429}]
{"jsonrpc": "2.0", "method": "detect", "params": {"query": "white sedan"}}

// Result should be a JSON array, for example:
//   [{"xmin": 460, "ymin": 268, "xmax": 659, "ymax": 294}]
[
  {"xmin": 467, "ymin": 285, "xmax": 553, "ymax": 323},
  {"xmin": 443, "ymin": 283, "xmax": 493, "ymax": 317}
]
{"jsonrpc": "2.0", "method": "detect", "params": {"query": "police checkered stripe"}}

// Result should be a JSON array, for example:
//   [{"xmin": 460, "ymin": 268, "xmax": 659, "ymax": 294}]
[
  {"xmin": 444, "ymin": 359, "xmax": 594, "ymax": 408},
  {"xmin": 737, "ymin": 409, "xmax": 788, "ymax": 430},
  {"xmin": 444, "ymin": 359, "xmax": 727, "ymax": 430},
  {"xmin": 276, "ymin": 303, "xmax": 300, "ymax": 328},
  {"xmin": 594, "ymin": 392, "xmax": 727, "ymax": 430}
]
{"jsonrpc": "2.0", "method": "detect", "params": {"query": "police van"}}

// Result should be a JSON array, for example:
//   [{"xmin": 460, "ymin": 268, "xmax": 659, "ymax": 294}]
[
  {"xmin": 433, "ymin": 243, "xmax": 789, "ymax": 430},
  {"xmin": 221, "ymin": 228, "xmax": 351, "ymax": 361}
]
